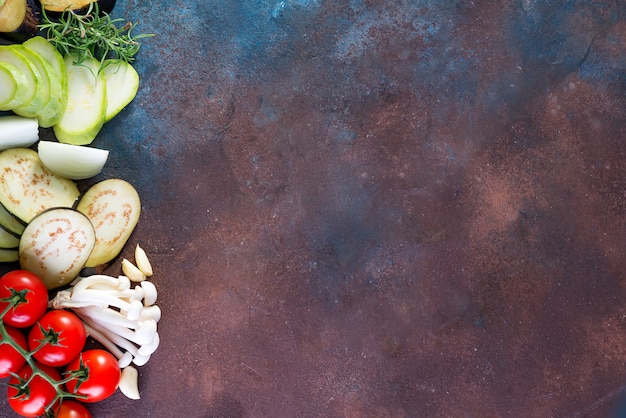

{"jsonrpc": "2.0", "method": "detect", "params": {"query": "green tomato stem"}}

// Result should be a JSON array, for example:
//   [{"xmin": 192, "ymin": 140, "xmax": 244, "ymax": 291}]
[{"xmin": 0, "ymin": 291, "xmax": 89, "ymax": 415}]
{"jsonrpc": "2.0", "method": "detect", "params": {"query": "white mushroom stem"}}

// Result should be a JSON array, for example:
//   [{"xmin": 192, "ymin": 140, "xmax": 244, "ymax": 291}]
[
  {"xmin": 82, "ymin": 319, "xmax": 134, "ymax": 368},
  {"xmin": 49, "ymin": 273, "xmax": 160, "ymax": 370},
  {"xmin": 137, "ymin": 332, "xmax": 160, "ymax": 356},
  {"xmin": 72, "ymin": 275, "xmax": 127, "ymax": 292},
  {"xmin": 79, "ymin": 312, "xmax": 140, "ymax": 357},
  {"xmin": 71, "ymin": 290, "xmax": 145, "ymax": 320},
  {"xmin": 81, "ymin": 314, "xmax": 153, "ymax": 367},
  {"xmin": 139, "ymin": 305, "xmax": 162, "ymax": 322},
  {"xmin": 77, "ymin": 306, "xmax": 144, "ymax": 330},
  {"xmin": 140, "ymin": 281, "xmax": 158, "ymax": 306},
  {"xmin": 82, "ymin": 321, "xmax": 125, "ymax": 360},
  {"xmin": 103, "ymin": 319, "xmax": 157, "ymax": 346},
  {"xmin": 77, "ymin": 306, "xmax": 158, "ymax": 345}
]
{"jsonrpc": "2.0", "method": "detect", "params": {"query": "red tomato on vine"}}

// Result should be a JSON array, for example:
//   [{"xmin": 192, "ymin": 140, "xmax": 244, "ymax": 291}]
[
  {"xmin": 65, "ymin": 349, "xmax": 120, "ymax": 403},
  {"xmin": 29, "ymin": 309, "xmax": 87, "ymax": 367},
  {"xmin": 7, "ymin": 362, "xmax": 61, "ymax": 417},
  {"xmin": 0, "ymin": 324, "xmax": 28, "ymax": 378},
  {"xmin": 0, "ymin": 270, "xmax": 48, "ymax": 328},
  {"xmin": 55, "ymin": 400, "xmax": 92, "ymax": 418}
]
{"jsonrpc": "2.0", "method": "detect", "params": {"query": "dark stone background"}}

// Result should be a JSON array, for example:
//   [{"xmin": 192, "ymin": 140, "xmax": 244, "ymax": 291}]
[{"xmin": 1, "ymin": 0, "xmax": 626, "ymax": 417}]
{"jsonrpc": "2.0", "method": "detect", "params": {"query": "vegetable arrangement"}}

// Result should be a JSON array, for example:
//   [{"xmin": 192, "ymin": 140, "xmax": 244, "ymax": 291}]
[
  {"xmin": 0, "ymin": 252, "xmax": 160, "ymax": 416},
  {"xmin": 0, "ymin": 1, "xmax": 158, "ymax": 417},
  {"xmin": 1, "ymin": 2, "xmax": 149, "ymax": 142}
]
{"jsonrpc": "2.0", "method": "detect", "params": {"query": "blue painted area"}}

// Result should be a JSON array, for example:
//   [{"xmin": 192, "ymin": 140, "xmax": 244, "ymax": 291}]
[
  {"xmin": 508, "ymin": 0, "xmax": 623, "ymax": 78},
  {"xmin": 579, "ymin": 31, "xmax": 626, "ymax": 84}
]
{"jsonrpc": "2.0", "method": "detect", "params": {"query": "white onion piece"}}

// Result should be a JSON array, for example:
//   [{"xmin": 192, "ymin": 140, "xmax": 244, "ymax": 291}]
[
  {"xmin": 37, "ymin": 140, "xmax": 109, "ymax": 180},
  {"xmin": 0, "ymin": 115, "xmax": 39, "ymax": 150}
]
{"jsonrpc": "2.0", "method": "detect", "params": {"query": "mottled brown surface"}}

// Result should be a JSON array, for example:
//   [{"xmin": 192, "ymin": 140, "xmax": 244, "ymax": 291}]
[{"xmin": 2, "ymin": 0, "xmax": 626, "ymax": 417}]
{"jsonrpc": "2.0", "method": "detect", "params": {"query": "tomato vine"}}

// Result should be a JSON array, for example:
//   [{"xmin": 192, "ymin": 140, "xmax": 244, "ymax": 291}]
[{"xmin": 0, "ymin": 272, "xmax": 91, "ymax": 417}]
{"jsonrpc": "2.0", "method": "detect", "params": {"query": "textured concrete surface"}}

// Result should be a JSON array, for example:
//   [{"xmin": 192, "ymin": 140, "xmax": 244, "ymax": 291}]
[{"xmin": 2, "ymin": 0, "xmax": 626, "ymax": 417}]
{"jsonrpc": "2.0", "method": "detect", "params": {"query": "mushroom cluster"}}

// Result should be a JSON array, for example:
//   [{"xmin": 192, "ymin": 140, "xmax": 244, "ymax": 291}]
[{"xmin": 48, "ymin": 244, "xmax": 158, "ymax": 399}]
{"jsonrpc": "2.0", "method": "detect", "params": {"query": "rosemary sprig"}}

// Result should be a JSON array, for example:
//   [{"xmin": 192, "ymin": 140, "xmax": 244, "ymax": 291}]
[{"xmin": 38, "ymin": 2, "xmax": 153, "ymax": 71}]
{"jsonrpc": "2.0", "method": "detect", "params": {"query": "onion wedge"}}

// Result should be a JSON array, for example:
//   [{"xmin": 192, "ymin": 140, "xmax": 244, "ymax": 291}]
[
  {"xmin": 0, "ymin": 115, "xmax": 39, "ymax": 150},
  {"xmin": 19, "ymin": 207, "xmax": 96, "ymax": 289},
  {"xmin": 38, "ymin": 141, "xmax": 109, "ymax": 180}
]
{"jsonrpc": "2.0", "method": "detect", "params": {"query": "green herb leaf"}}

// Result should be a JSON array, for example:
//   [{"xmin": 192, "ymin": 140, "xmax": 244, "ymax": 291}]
[{"xmin": 38, "ymin": 2, "xmax": 154, "ymax": 72}]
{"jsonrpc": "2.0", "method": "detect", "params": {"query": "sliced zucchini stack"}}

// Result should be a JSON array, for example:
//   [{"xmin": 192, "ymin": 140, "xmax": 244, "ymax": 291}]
[{"xmin": 0, "ymin": 37, "xmax": 68, "ymax": 128}]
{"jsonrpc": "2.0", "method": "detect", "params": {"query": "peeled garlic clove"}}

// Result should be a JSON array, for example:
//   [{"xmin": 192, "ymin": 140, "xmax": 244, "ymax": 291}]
[
  {"xmin": 119, "ymin": 365, "xmax": 141, "ymax": 400},
  {"xmin": 135, "ymin": 244, "xmax": 153, "ymax": 277},
  {"xmin": 122, "ymin": 258, "xmax": 146, "ymax": 282}
]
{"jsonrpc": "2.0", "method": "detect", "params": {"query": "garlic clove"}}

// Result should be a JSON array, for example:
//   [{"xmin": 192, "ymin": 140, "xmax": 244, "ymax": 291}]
[
  {"xmin": 119, "ymin": 366, "xmax": 141, "ymax": 400},
  {"xmin": 135, "ymin": 244, "xmax": 153, "ymax": 277},
  {"xmin": 122, "ymin": 259, "xmax": 146, "ymax": 282}
]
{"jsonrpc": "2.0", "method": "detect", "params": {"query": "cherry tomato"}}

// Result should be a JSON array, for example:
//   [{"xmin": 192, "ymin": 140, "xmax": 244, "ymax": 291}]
[
  {"xmin": 0, "ymin": 324, "xmax": 28, "ymax": 378},
  {"xmin": 0, "ymin": 270, "xmax": 48, "ymax": 328},
  {"xmin": 8, "ymin": 362, "xmax": 61, "ymax": 417},
  {"xmin": 55, "ymin": 400, "xmax": 92, "ymax": 418},
  {"xmin": 65, "ymin": 349, "xmax": 120, "ymax": 403},
  {"xmin": 28, "ymin": 309, "xmax": 86, "ymax": 367}
]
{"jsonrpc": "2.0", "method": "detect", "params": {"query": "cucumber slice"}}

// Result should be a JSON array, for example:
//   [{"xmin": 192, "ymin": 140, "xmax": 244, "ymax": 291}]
[
  {"xmin": 19, "ymin": 207, "xmax": 96, "ymax": 289},
  {"xmin": 0, "ymin": 148, "xmax": 80, "ymax": 223},
  {"xmin": 53, "ymin": 55, "xmax": 106, "ymax": 145},
  {"xmin": 11, "ymin": 45, "xmax": 51, "ymax": 118},
  {"xmin": 0, "ymin": 202, "xmax": 26, "ymax": 235},
  {"xmin": 23, "ymin": 36, "xmax": 68, "ymax": 128},
  {"xmin": 103, "ymin": 59, "xmax": 139, "ymax": 122},
  {"xmin": 75, "ymin": 179, "xmax": 141, "ymax": 267},
  {"xmin": 0, "ymin": 62, "xmax": 29, "ymax": 110},
  {"xmin": 38, "ymin": 141, "xmax": 109, "ymax": 180},
  {"xmin": 0, "ymin": 45, "xmax": 42, "ymax": 115}
]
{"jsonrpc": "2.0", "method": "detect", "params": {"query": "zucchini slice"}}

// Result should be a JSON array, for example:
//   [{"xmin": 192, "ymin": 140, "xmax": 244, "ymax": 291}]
[
  {"xmin": 0, "ymin": 61, "xmax": 29, "ymax": 110},
  {"xmin": 0, "ymin": 148, "xmax": 80, "ymax": 223},
  {"xmin": 75, "ymin": 179, "xmax": 141, "ymax": 267},
  {"xmin": 19, "ymin": 207, "xmax": 96, "ymax": 289},
  {"xmin": 53, "ymin": 54, "xmax": 106, "ymax": 145},
  {"xmin": 23, "ymin": 36, "xmax": 68, "ymax": 128},
  {"xmin": 0, "ymin": 45, "xmax": 41, "ymax": 114}
]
